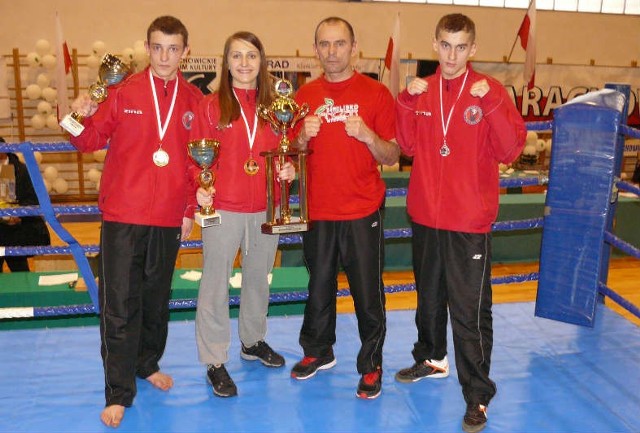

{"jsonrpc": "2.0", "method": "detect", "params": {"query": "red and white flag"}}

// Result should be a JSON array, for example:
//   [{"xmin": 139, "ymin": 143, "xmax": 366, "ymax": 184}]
[
  {"xmin": 517, "ymin": 0, "xmax": 536, "ymax": 90},
  {"xmin": 384, "ymin": 13, "xmax": 400, "ymax": 98},
  {"xmin": 55, "ymin": 11, "xmax": 73, "ymax": 122}
]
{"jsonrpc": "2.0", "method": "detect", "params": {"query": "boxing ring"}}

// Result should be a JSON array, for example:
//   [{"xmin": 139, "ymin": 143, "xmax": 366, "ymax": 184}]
[
  {"xmin": 0, "ymin": 88, "xmax": 638, "ymax": 326},
  {"xmin": 0, "ymin": 85, "xmax": 639, "ymax": 432}
]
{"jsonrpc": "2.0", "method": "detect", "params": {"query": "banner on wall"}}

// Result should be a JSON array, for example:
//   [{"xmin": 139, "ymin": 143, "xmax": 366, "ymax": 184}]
[
  {"xmin": 474, "ymin": 62, "xmax": 639, "ymax": 125},
  {"xmin": 181, "ymin": 56, "xmax": 382, "ymax": 95}
]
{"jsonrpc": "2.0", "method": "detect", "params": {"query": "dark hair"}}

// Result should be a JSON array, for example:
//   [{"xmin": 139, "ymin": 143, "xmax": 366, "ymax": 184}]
[
  {"xmin": 217, "ymin": 31, "xmax": 273, "ymax": 128},
  {"xmin": 147, "ymin": 16, "xmax": 189, "ymax": 47},
  {"xmin": 435, "ymin": 14, "xmax": 476, "ymax": 42},
  {"xmin": 314, "ymin": 17, "xmax": 355, "ymax": 44}
]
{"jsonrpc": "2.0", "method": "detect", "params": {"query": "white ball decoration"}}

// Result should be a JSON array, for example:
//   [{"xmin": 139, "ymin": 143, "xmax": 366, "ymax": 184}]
[
  {"xmin": 133, "ymin": 45, "xmax": 148, "ymax": 63},
  {"xmin": 86, "ymin": 54, "xmax": 101, "ymax": 69},
  {"xmin": 31, "ymin": 114, "xmax": 46, "ymax": 129},
  {"xmin": 37, "ymin": 100, "xmax": 53, "ymax": 115},
  {"xmin": 88, "ymin": 168, "xmax": 102, "ymax": 182},
  {"xmin": 35, "ymin": 39, "xmax": 51, "ymax": 56},
  {"xmin": 42, "ymin": 54, "xmax": 56, "ymax": 69},
  {"xmin": 536, "ymin": 139, "xmax": 546, "ymax": 152},
  {"xmin": 525, "ymin": 131, "xmax": 538, "ymax": 146},
  {"xmin": 46, "ymin": 114, "xmax": 60, "ymax": 130},
  {"xmin": 53, "ymin": 177, "xmax": 69, "ymax": 194},
  {"xmin": 122, "ymin": 47, "xmax": 134, "ymax": 64},
  {"xmin": 36, "ymin": 73, "xmax": 51, "ymax": 88},
  {"xmin": 92, "ymin": 40, "xmax": 107, "ymax": 57},
  {"xmin": 25, "ymin": 84, "xmax": 42, "ymax": 100},
  {"xmin": 26, "ymin": 52, "xmax": 41, "ymax": 67},
  {"xmin": 43, "ymin": 179, "xmax": 52, "ymax": 192},
  {"xmin": 33, "ymin": 151, "xmax": 43, "ymax": 164},
  {"xmin": 498, "ymin": 163, "xmax": 508, "ymax": 172},
  {"xmin": 41, "ymin": 87, "xmax": 57, "ymax": 102},
  {"xmin": 523, "ymin": 144, "xmax": 537, "ymax": 156},
  {"xmin": 93, "ymin": 149, "xmax": 107, "ymax": 162},
  {"xmin": 43, "ymin": 165, "xmax": 59, "ymax": 181}
]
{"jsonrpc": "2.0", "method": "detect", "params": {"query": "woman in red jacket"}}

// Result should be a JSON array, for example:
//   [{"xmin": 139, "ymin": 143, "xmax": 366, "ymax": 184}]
[{"xmin": 189, "ymin": 31, "xmax": 294, "ymax": 398}]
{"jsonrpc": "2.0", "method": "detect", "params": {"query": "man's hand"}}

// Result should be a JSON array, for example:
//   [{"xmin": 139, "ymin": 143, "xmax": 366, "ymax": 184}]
[
  {"xmin": 181, "ymin": 217, "xmax": 193, "ymax": 241},
  {"xmin": 470, "ymin": 79, "xmax": 490, "ymax": 98},
  {"xmin": 344, "ymin": 115, "xmax": 375, "ymax": 145},
  {"xmin": 407, "ymin": 78, "xmax": 428, "ymax": 96},
  {"xmin": 70, "ymin": 94, "xmax": 99, "ymax": 118},
  {"xmin": 295, "ymin": 116, "xmax": 321, "ymax": 149}
]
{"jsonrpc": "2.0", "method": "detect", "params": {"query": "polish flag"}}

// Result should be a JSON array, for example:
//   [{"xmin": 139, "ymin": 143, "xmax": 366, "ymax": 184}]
[
  {"xmin": 55, "ymin": 11, "xmax": 73, "ymax": 122},
  {"xmin": 384, "ymin": 13, "xmax": 400, "ymax": 98},
  {"xmin": 517, "ymin": 0, "xmax": 536, "ymax": 90}
]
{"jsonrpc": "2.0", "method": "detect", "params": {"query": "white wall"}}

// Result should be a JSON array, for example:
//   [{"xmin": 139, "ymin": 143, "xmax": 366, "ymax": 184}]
[{"xmin": 1, "ymin": 0, "xmax": 639, "ymax": 67}]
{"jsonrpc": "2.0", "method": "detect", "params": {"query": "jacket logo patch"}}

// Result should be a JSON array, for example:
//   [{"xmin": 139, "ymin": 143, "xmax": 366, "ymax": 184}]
[
  {"xmin": 472, "ymin": 254, "xmax": 483, "ymax": 260},
  {"xmin": 183, "ymin": 111, "xmax": 195, "ymax": 130},
  {"xmin": 124, "ymin": 109, "xmax": 143, "ymax": 115},
  {"xmin": 464, "ymin": 106, "xmax": 482, "ymax": 125},
  {"xmin": 415, "ymin": 110, "xmax": 431, "ymax": 117}
]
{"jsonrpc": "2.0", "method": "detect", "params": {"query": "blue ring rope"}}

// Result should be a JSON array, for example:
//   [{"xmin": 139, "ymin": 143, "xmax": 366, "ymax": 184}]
[{"xmin": 1, "ymin": 119, "xmax": 638, "ymax": 321}]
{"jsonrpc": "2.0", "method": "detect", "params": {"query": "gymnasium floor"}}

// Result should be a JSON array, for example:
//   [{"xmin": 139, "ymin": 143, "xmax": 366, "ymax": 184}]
[{"xmin": 1, "ymin": 302, "xmax": 639, "ymax": 433}]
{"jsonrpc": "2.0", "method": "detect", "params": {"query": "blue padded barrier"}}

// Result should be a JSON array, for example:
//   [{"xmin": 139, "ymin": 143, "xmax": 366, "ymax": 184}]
[{"xmin": 535, "ymin": 89, "xmax": 626, "ymax": 327}]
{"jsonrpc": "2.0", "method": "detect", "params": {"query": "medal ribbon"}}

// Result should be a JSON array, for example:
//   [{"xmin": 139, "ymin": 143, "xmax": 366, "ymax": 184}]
[
  {"xmin": 232, "ymin": 88, "xmax": 258, "ymax": 152},
  {"xmin": 149, "ymin": 69, "xmax": 179, "ymax": 146},
  {"xmin": 439, "ymin": 69, "xmax": 469, "ymax": 155}
]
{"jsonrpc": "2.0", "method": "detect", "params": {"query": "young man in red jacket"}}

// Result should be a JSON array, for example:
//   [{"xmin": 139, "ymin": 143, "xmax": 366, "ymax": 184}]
[
  {"xmin": 69, "ymin": 15, "xmax": 202, "ymax": 428},
  {"xmin": 394, "ymin": 13, "xmax": 526, "ymax": 433}
]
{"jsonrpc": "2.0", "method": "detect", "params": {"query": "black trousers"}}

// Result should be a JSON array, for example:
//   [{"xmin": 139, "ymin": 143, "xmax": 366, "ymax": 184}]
[
  {"xmin": 0, "ymin": 256, "xmax": 30, "ymax": 272},
  {"xmin": 299, "ymin": 210, "xmax": 386, "ymax": 374},
  {"xmin": 99, "ymin": 221, "xmax": 181, "ymax": 407},
  {"xmin": 411, "ymin": 223, "xmax": 496, "ymax": 406}
]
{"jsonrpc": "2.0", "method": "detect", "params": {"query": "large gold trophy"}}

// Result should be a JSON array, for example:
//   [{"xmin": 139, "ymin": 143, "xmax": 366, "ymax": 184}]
[
  {"xmin": 258, "ymin": 79, "xmax": 311, "ymax": 234},
  {"xmin": 60, "ymin": 53, "xmax": 132, "ymax": 137},
  {"xmin": 187, "ymin": 139, "xmax": 221, "ymax": 227}
]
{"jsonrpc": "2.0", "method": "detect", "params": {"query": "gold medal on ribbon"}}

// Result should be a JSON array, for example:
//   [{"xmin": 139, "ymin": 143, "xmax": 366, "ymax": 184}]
[
  {"xmin": 244, "ymin": 158, "xmax": 259, "ymax": 175},
  {"xmin": 153, "ymin": 149, "xmax": 169, "ymax": 167}
]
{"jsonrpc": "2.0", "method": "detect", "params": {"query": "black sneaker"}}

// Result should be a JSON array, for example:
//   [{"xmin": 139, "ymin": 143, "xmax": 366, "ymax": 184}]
[
  {"xmin": 462, "ymin": 403, "xmax": 488, "ymax": 433},
  {"xmin": 241, "ymin": 341, "xmax": 285, "ymax": 367},
  {"xmin": 290, "ymin": 351, "xmax": 336, "ymax": 380},
  {"xmin": 394, "ymin": 356, "xmax": 449, "ymax": 383},
  {"xmin": 206, "ymin": 364, "xmax": 237, "ymax": 398},
  {"xmin": 356, "ymin": 367, "xmax": 382, "ymax": 400}
]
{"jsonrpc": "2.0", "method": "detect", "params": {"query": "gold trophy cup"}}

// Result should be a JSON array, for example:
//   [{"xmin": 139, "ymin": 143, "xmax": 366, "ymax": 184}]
[
  {"xmin": 60, "ymin": 53, "xmax": 132, "ymax": 137},
  {"xmin": 258, "ymin": 78, "xmax": 311, "ymax": 234},
  {"xmin": 187, "ymin": 138, "xmax": 222, "ymax": 227}
]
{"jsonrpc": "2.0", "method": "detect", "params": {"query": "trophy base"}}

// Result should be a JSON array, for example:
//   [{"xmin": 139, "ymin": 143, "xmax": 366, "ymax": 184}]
[
  {"xmin": 195, "ymin": 211, "xmax": 221, "ymax": 227},
  {"xmin": 59, "ymin": 114, "xmax": 85, "ymax": 137},
  {"xmin": 261, "ymin": 219, "xmax": 311, "ymax": 234}
]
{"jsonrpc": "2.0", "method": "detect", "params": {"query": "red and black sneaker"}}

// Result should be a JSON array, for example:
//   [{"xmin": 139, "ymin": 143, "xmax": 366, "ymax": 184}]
[
  {"xmin": 290, "ymin": 351, "xmax": 336, "ymax": 380},
  {"xmin": 462, "ymin": 403, "xmax": 488, "ymax": 433},
  {"xmin": 356, "ymin": 367, "xmax": 382, "ymax": 399}
]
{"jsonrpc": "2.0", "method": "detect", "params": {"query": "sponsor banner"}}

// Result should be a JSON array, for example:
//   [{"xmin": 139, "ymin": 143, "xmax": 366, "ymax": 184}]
[
  {"xmin": 181, "ymin": 56, "xmax": 383, "ymax": 95},
  {"xmin": 408, "ymin": 60, "xmax": 640, "ymax": 126},
  {"xmin": 473, "ymin": 62, "xmax": 640, "ymax": 125}
]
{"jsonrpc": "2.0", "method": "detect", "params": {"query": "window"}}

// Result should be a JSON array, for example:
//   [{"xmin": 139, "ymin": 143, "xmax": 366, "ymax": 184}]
[{"xmin": 366, "ymin": 0, "xmax": 640, "ymax": 15}]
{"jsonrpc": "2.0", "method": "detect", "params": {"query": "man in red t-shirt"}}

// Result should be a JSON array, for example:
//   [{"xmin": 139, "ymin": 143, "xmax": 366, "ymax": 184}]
[{"xmin": 289, "ymin": 16, "xmax": 399, "ymax": 400}]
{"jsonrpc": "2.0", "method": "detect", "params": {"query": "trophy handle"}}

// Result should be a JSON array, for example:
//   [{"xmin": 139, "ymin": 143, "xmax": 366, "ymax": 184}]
[{"xmin": 290, "ymin": 104, "xmax": 310, "ymax": 130}]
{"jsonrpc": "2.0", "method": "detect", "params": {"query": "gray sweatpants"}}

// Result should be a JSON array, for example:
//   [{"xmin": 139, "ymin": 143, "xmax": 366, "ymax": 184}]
[{"xmin": 195, "ymin": 209, "xmax": 279, "ymax": 366}]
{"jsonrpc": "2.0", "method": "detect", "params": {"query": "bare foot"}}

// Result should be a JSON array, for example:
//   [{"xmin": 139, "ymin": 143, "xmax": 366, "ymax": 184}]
[
  {"xmin": 146, "ymin": 371, "xmax": 173, "ymax": 391},
  {"xmin": 101, "ymin": 404, "xmax": 125, "ymax": 428}
]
